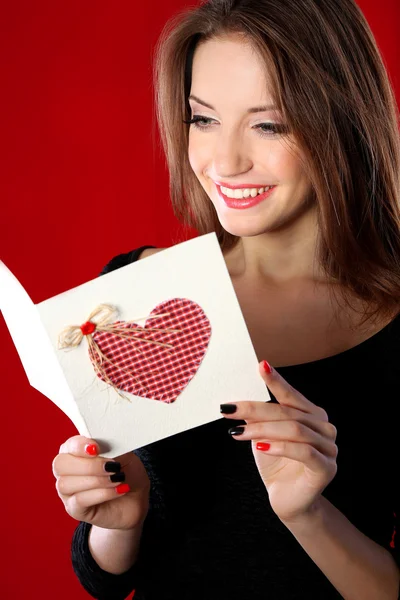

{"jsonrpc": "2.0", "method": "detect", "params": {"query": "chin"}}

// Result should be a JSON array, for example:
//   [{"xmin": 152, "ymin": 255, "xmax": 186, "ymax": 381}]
[{"xmin": 216, "ymin": 214, "xmax": 273, "ymax": 238}]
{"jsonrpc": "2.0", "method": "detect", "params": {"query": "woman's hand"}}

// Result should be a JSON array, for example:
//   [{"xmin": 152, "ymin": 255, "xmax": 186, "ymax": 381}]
[
  {"xmin": 220, "ymin": 361, "xmax": 338, "ymax": 524},
  {"xmin": 52, "ymin": 436, "xmax": 151, "ymax": 530}
]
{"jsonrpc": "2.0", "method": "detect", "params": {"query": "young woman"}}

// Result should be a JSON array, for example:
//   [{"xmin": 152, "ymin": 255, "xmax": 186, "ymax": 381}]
[{"xmin": 52, "ymin": 0, "xmax": 400, "ymax": 598}]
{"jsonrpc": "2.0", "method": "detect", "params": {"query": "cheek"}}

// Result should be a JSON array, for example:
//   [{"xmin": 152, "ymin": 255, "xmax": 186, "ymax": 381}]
[
  {"xmin": 267, "ymin": 144, "xmax": 306, "ymax": 181},
  {"xmin": 187, "ymin": 140, "xmax": 198, "ymax": 172},
  {"xmin": 275, "ymin": 139, "xmax": 308, "ymax": 177},
  {"xmin": 187, "ymin": 147, "xmax": 196, "ymax": 171},
  {"xmin": 188, "ymin": 133, "xmax": 211, "ymax": 168}
]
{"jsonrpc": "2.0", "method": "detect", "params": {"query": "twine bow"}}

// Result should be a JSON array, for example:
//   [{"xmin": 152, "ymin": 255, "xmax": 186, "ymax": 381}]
[{"xmin": 58, "ymin": 303, "xmax": 184, "ymax": 401}]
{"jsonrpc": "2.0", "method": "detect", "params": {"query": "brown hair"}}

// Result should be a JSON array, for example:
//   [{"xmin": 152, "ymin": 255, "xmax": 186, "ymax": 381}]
[{"xmin": 152, "ymin": 0, "xmax": 400, "ymax": 326}]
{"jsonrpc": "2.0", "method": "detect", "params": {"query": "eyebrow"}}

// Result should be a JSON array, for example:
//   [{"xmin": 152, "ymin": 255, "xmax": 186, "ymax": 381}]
[{"xmin": 188, "ymin": 94, "xmax": 278, "ymax": 114}]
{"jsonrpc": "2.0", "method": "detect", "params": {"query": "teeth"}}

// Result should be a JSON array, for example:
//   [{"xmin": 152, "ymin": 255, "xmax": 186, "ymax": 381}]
[{"xmin": 220, "ymin": 185, "xmax": 274, "ymax": 199}]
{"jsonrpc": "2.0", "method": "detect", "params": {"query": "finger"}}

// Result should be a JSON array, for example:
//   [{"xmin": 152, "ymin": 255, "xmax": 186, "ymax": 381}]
[
  {"xmin": 259, "ymin": 361, "xmax": 329, "ymax": 420},
  {"xmin": 56, "ymin": 436, "xmax": 134, "ymax": 472},
  {"xmin": 63, "ymin": 485, "xmax": 131, "ymax": 522},
  {"xmin": 52, "ymin": 452, "xmax": 122, "ymax": 478},
  {"xmin": 221, "ymin": 402, "xmax": 337, "ymax": 440},
  {"xmin": 58, "ymin": 435, "xmax": 100, "ymax": 457},
  {"xmin": 254, "ymin": 440, "xmax": 338, "ymax": 476},
  {"xmin": 55, "ymin": 473, "xmax": 127, "ymax": 501},
  {"xmin": 229, "ymin": 420, "xmax": 338, "ymax": 458}
]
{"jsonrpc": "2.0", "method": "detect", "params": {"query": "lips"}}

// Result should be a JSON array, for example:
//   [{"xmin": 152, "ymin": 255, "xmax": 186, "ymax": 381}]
[
  {"xmin": 215, "ymin": 183, "xmax": 277, "ymax": 210},
  {"xmin": 213, "ymin": 180, "xmax": 275, "ymax": 190}
]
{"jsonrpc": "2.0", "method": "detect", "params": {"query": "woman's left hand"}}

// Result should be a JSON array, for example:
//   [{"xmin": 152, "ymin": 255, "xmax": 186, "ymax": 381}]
[{"xmin": 221, "ymin": 361, "xmax": 338, "ymax": 524}]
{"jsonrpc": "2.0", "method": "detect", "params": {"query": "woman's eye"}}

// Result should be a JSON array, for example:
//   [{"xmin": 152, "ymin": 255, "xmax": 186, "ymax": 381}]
[
  {"xmin": 257, "ymin": 123, "xmax": 283, "ymax": 136},
  {"xmin": 182, "ymin": 115, "xmax": 287, "ymax": 138},
  {"xmin": 182, "ymin": 116, "xmax": 213, "ymax": 128}
]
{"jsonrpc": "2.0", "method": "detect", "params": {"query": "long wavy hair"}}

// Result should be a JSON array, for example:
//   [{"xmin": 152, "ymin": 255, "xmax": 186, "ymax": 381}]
[{"xmin": 151, "ymin": 0, "xmax": 400, "ymax": 326}]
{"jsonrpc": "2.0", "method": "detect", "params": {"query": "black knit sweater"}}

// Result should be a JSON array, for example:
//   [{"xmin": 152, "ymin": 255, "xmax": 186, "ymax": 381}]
[{"xmin": 71, "ymin": 245, "xmax": 400, "ymax": 600}]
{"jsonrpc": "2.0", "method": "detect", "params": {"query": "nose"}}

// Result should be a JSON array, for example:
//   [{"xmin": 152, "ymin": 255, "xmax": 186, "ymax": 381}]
[{"xmin": 212, "ymin": 130, "xmax": 253, "ymax": 179}]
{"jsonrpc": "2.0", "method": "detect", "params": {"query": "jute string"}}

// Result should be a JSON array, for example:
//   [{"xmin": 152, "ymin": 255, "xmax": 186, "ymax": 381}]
[{"xmin": 58, "ymin": 303, "xmax": 184, "ymax": 402}]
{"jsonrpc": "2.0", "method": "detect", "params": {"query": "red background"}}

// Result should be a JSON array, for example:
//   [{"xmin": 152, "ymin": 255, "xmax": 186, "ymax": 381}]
[{"xmin": 0, "ymin": 1, "xmax": 398, "ymax": 598}]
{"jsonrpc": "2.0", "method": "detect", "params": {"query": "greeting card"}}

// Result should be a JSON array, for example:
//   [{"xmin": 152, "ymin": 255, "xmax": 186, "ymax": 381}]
[{"xmin": 0, "ymin": 233, "xmax": 270, "ymax": 458}]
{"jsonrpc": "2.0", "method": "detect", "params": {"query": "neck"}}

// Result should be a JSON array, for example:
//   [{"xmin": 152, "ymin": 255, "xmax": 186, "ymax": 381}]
[{"xmin": 225, "ymin": 207, "xmax": 328, "ymax": 286}]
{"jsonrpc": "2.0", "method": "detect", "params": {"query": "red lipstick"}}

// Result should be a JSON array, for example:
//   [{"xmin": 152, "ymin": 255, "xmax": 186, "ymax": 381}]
[
  {"xmin": 213, "ymin": 180, "xmax": 274, "ymax": 190},
  {"xmin": 216, "ymin": 183, "xmax": 277, "ymax": 210}
]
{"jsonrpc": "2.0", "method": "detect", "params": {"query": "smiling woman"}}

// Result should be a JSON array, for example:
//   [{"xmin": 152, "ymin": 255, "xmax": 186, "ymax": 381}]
[
  {"xmin": 185, "ymin": 35, "xmax": 314, "ymax": 238},
  {"xmin": 64, "ymin": 1, "xmax": 400, "ymax": 599},
  {"xmin": 154, "ymin": 0, "xmax": 400, "ymax": 328}
]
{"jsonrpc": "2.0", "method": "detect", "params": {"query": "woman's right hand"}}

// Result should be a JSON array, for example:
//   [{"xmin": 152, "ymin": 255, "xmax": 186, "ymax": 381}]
[{"xmin": 52, "ymin": 435, "xmax": 151, "ymax": 531}]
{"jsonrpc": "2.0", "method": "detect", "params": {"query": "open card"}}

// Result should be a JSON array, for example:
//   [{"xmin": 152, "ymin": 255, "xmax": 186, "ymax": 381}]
[{"xmin": 0, "ymin": 233, "xmax": 270, "ymax": 457}]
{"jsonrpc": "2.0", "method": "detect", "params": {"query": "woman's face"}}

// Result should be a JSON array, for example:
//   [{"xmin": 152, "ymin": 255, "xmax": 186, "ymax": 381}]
[{"xmin": 187, "ymin": 34, "xmax": 314, "ymax": 239}]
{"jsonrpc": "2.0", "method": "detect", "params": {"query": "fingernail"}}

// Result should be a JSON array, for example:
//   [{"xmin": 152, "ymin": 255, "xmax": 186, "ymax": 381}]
[
  {"xmin": 228, "ymin": 426, "xmax": 245, "ymax": 436},
  {"xmin": 116, "ymin": 483, "xmax": 130, "ymax": 494},
  {"xmin": 85, "ymin": 444, "xmax": 98, "ymax": 456},
  {"xmin": 104, "ymin": 461, "xmax": 121, "ymax": 473},
  {"xmin": 220, "ymin": 404, "xmax": 237, "ymax": 414},
  {"xmin": 262, "ymin": 360, "xmax": 272, "ymax": 374},
  {"xmin": 256, "ymin": 442, "xmax": 271, "ymax": 451},
  {"xmin": 110, "ymin": 472, "xmax": 126, "ymax": 483}
]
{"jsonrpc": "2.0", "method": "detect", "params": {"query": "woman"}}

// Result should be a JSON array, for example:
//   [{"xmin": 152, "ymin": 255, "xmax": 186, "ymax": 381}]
[{"xmin": 52, "ymin": 0, "xmax": 400, "ymax": 598}]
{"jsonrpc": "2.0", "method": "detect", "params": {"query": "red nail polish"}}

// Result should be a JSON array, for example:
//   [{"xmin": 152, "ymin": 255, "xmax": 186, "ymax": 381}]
[
  {"xmin": 85, "ymin": 444, "xmax": 98, "ymax": 456},
  {"xmin": 256, "ymin": 442, "xmax": 271, "ymax": 451},
  {"xmin": 116, "ymin": 483, "xmax": 130, "ymax": 494},
  {"xmin": 262, "ymin": 360, "xmax": 272, "ymax": 374}
]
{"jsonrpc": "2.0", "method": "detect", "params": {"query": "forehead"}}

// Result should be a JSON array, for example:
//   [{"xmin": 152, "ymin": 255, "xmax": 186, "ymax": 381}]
[{"xmin": 190, "ymin": 35, "xmax": 272, "ymax": 101}]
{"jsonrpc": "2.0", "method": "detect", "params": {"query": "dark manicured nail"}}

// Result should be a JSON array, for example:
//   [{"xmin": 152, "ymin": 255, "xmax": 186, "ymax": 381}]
[
  {"xmin": 228, "ymin": 426, "xmax": 245, "ymax": 436},
  {"xmin": 104, "ymin": 461, "xmax": 121, "ymax": 473},
  {"xmin": 220, "ymin": 404, "xmax": 237, "ymax": 414},
  {"xmin": 110, "ymin": 472, "xmax": 126, "ymax": 483}
]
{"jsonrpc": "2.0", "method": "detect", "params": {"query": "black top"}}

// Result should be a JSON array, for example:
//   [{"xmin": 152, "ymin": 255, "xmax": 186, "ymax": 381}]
[{"xmin": 71, "ymin": 245, "xmax": 400, "ymax": 600}]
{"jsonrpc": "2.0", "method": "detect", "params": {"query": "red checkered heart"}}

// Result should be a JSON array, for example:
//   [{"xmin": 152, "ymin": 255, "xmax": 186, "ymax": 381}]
[{"xmin": 89, "ymin": 298, "xmax": 211, "ymax": 403}]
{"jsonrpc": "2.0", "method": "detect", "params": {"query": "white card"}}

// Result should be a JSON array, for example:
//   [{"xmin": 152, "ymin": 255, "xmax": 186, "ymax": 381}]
[{"xmin": 0, "ymin": 232, "xmax": 270, "ymax": 458}]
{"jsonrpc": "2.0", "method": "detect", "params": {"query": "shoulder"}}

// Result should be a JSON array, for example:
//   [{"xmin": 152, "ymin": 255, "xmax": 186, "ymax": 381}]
[{"xmin": 99, "ymin": 246, "xmax": 166, "ymax": 276}]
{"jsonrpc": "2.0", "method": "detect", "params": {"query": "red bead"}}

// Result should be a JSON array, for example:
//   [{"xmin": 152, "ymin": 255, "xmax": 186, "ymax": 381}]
[{"xmin": 80, "ymin": 321, "xmax": 96, "ymax": 335}]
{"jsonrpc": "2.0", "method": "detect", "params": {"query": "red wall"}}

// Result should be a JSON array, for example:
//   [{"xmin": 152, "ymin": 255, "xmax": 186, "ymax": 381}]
[{"xmin": 0, "ymin": 1, "xmax": 398, "ymax": 598}]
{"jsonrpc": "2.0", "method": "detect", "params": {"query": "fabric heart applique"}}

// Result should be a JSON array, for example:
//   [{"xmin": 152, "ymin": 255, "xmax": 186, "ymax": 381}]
[{"xmin": 87, "ymin": 298, "xmax": 212, "ymax": 403}]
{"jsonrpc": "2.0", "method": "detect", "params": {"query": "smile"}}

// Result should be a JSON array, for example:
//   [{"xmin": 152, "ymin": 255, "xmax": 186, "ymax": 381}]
[{"xmin": 215, "ymin": 183, "xmax": 277, "ymax": 209}]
